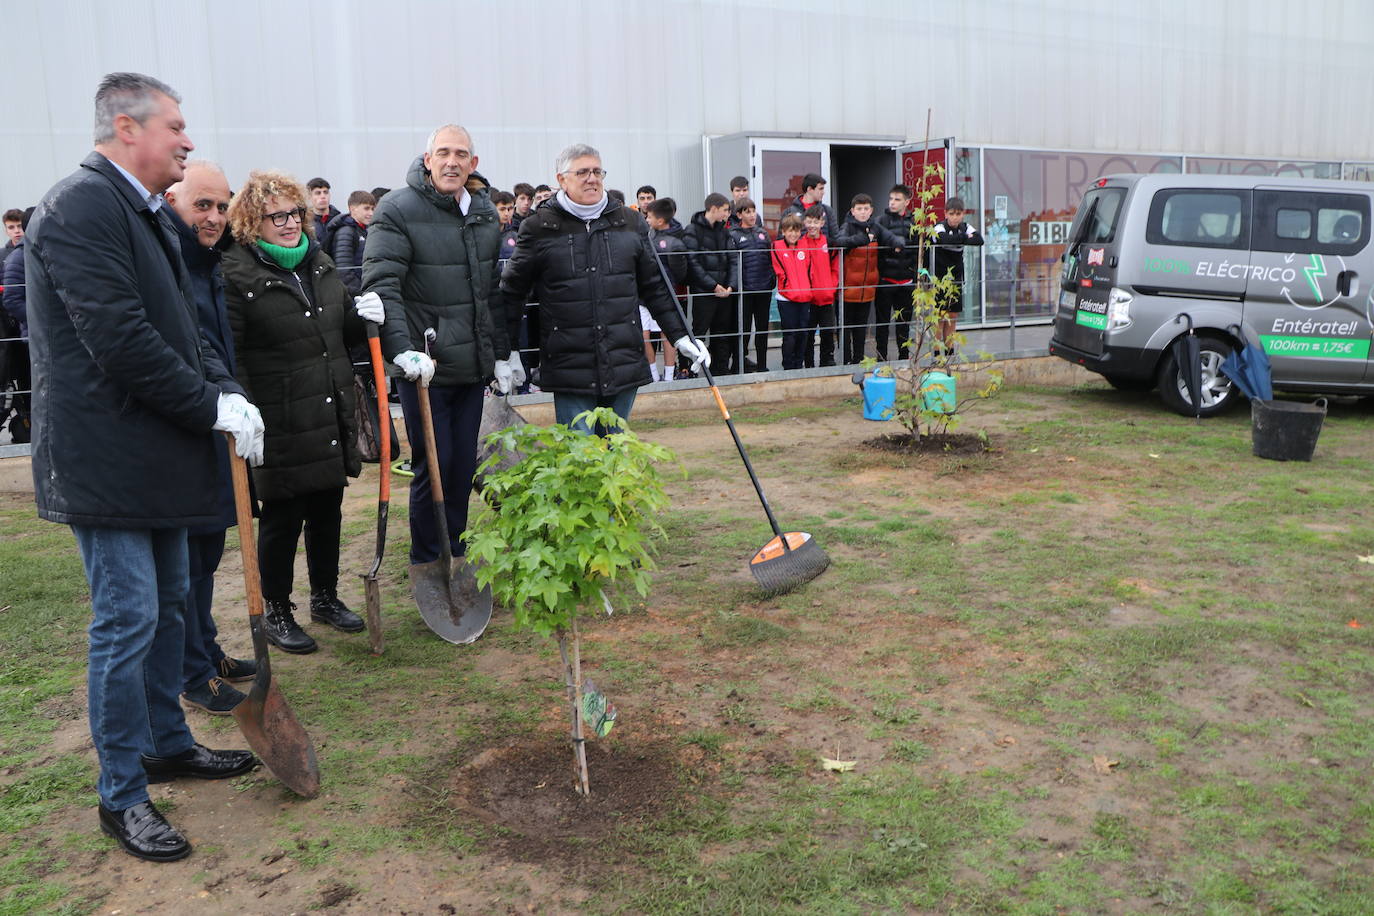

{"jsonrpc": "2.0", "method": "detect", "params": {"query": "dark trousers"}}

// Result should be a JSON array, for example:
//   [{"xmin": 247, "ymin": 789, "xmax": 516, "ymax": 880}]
[
  {"xmin": 777, "ymin": 297, "xmax": 809, "ymax": 370},
  {"xmin": 874, "ymin": 283, "xmax": 914, "ymax": 360},
  {"xmin": 522, "ymin": 302, "xmax": 541, "ymax": 371},
  {"xmin": 182, "ymin": 529, "xmax": 227, "ymax": 691},
  {"xmin": 842, "ymin": 297, "xmax": 874, "ymax": 365},
  {"xmin": 709, "ymin": 294, "xmax": 739, "ymax": 373},
  {"xmin": 679, "ymin": 293, "xmax": 717, "ymax": 372},
  {"xmin": 258, "ymin": 487, "xmax": 344, "ymax": 602},
  {"xmin": 810, "ymin": 302, "xmax": 836, "ymax": 367},
  {"xmin": 397, "ymin": 381, "xmax": 484, "ymax": 564},
  {"xmin": 740, "ymin": 290, "xmax": 772, "ymax": 371}
]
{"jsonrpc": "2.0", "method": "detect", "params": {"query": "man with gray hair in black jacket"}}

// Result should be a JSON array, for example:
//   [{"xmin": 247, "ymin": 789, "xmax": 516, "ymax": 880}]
[
  {"xmin": 500, "ymin": 143, "xmax": 707, "ymax": 432},
  {"xmin": 26, "ymin": 72, "xmax": 263, "ymax": 862}
]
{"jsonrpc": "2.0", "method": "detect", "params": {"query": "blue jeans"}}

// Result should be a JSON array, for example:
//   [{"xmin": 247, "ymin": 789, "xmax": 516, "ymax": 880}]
[
  {"xmin": 397, "ymin": 381, "xmax": 485, "ymax": 564},
  {"xmin": 71, "ymin": 525, "xmax": 196, "ymax": 811},
  {"xmin": 554, "ymin": 388, "xmax": 638, "ymax": 435},
  {"xmin": 182, "ymin": 530, "xmax": 227, "ymax": 692}
]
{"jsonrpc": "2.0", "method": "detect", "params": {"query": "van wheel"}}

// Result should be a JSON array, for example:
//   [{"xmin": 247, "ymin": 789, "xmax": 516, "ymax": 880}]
[
  {"xmin": 1103, "ymin": 375, "xmax": 1153, "ymax": 392},
  {"xmin": 1155, "ymin": 335, "xmax": 1238, "ymax": 417}
]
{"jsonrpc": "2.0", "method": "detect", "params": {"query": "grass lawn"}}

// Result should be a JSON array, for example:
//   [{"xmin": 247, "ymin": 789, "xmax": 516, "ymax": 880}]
[{"xmin": 2, "ymin": 382, "xmax": 1372, "ymax": 914}]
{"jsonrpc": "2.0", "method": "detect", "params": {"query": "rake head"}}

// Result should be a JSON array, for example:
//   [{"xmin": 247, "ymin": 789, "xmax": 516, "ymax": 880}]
[{"xmin": 749, "ymin": 532, "xmax": 830, "ymax": 595}]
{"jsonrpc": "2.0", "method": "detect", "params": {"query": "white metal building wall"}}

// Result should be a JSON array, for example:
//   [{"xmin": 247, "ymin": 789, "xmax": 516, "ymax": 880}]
[{"xmin": 3, "ymin": 0, "xmax": 1371, "ymax": 207}]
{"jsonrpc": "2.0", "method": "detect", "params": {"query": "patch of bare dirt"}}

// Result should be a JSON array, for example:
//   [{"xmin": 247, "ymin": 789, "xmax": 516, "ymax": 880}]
[
  {"xmin": 861, "ymin": 431, "xmax": 996, "ymax": 456},
  {"xmin": 441, "ymin": 733, "xmax": 686, "ymax": 864}
]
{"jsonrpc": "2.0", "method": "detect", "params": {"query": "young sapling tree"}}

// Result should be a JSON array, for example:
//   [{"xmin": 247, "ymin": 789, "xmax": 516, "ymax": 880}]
[{"xmin": 463, "ymin": 408, "xmax": 672, "ymax": 795}]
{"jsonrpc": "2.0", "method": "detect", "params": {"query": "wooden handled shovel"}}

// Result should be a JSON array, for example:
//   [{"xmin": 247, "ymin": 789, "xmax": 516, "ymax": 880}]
[
  {"xmin": 226, "ymin": 436, "xmax": 321, "ymax": 798},
  {"xmin": 407, "ymin": 330, "xmax": 492, "ymax": 644},
  {"xmin": 360, "ymin": 322, "xmax": 390, "ymax": 655}
]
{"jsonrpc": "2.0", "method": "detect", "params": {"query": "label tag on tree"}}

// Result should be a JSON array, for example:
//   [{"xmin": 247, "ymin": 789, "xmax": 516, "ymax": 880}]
[{"xmin": 582, "ymin": 679, "xmax": 617, "ymax": 738}]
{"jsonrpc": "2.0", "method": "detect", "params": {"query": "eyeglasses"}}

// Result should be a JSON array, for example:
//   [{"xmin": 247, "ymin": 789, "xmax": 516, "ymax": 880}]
[
  {"xmin": 562, "ymin": 167, "xmax": 607, "ymax": 181},
  {"xmin": 263, "ymin": 207, "xmax": 307, "ymax": 228}
]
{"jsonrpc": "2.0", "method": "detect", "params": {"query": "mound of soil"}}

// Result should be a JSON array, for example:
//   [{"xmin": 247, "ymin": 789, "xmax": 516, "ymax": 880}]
[
  {"xmin": 862, "ymin": 432, "xmax": 993, "ymax": 455},
  {"xmin": 442, "ymin": 735, "xmax": 685, "ymax": 863}
]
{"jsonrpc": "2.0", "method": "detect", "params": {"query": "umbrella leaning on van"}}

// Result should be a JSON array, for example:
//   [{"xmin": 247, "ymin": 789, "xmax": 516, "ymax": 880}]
[
  {"xmin": 1219, "ymin": 323, "xmax": 1274, "ymax": 401},
  {"xmin": 1171, "ymin": 312, "xmax": 1203, "ymax": 418}
]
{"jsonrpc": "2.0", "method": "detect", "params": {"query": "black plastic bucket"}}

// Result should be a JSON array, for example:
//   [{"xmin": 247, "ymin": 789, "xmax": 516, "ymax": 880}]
[{"xmin": 1251, "ymin": 398, "xmax": 1327, "ymax": 462}]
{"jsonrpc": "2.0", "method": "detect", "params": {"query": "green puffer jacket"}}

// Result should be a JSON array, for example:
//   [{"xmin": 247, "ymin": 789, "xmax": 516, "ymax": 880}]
[
  {"xmin": 223, "ymin": 240, "xmax": 363, "ymax": 501},
  {"xmin": 362, "ymin": 159, "xmax": 509, "ymax": 386}
]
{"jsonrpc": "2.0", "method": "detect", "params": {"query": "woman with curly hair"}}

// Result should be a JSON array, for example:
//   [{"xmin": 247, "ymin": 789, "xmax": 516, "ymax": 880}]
[{"xmin": 223, "ymin": 170, "xmax": 384, "ymax": 653}]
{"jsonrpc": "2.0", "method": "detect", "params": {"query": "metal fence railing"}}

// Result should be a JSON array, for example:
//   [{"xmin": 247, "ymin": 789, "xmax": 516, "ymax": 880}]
[{"xmin": 0, "ymin": 248, "xmax": 1057, "ymax": 450}]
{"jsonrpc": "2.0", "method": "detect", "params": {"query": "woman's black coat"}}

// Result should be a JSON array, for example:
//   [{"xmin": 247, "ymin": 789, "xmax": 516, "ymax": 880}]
[{"xmin": 222, "ymin": 240, "xmax": 363, "ymax": 501}]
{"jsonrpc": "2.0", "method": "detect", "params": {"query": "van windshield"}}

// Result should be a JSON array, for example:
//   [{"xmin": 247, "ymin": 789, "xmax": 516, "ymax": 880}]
[{"xmin": 1070, "ymin": 188, "xmax": 1125, "ymax": 245}]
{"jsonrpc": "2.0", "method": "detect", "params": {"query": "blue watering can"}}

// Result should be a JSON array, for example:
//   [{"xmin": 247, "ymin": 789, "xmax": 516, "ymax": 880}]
[{"xmin": 853, "ymin": 369, "xmax": 897, "ymax": 421}]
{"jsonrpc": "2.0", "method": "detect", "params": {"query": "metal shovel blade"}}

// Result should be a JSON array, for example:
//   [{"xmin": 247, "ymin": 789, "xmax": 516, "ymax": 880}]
[
  {"xmin": 362, "ymin": 573, "xmax": 384, "ymax": 655},
  {"xmin": 409, "ymin": 557, "xmax": 493, "ymax": 645},
  {"xmin": 231, "ymin": 617, "xmax": 321, "ymax": 798}
]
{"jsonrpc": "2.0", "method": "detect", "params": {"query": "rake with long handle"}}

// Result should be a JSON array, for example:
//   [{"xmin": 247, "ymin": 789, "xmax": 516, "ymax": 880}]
[{"xmin": 648, "ymin": 246, "xmax": 829, "ymax": 594}]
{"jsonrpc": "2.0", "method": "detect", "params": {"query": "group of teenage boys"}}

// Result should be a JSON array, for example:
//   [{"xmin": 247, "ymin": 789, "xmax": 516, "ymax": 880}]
[{"xmin": 478, "ymin": 172, "xmax": 982, "ymax": 380}]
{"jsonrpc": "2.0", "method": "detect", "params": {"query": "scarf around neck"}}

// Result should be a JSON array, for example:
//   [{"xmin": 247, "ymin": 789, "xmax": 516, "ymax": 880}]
[
  {"xmin": 556, "ymin": 189, "xmax": 608, "ymax": 223},
  {"xmin": 257, "ymin": 234, "xmax": 309, "ymax": 270}
]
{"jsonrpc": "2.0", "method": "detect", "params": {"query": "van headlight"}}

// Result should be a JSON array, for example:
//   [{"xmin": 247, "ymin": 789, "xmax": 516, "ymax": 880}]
[{"xmin": 1107, "ymin": 287, "xmax": 1133, "ymax": 331}]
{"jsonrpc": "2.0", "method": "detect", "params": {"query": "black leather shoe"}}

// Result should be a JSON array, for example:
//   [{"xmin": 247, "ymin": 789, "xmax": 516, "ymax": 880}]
[
  {"xmin": 98, "ymin": 801, "xmax": 191, "ymax": 862},
  {"xmin": 309, "ymin": 589, "xmax": 366, "ymax": 633},
  {"xmin": 142, "ymin": 743, "xmax": 258, "ymax": 783},
  {"xmin": 263, "ymin": 599, "xmax": 318, "ymax": 653}
]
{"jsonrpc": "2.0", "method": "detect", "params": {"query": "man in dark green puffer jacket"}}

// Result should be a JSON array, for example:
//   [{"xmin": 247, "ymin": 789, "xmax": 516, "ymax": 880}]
[{"xmin": 361, "ymin": 124, "xmax": 517, "ymax": 565}]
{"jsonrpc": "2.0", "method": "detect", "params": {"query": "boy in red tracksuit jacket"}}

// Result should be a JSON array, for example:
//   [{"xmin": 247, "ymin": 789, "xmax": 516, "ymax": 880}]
[
  {"xmin": 799, "ymin": 209, "xmax": 837, "ymax": 367},
  {"xmin": 772, "ymin": 212, "xmax": 811, "ymax": 370}
]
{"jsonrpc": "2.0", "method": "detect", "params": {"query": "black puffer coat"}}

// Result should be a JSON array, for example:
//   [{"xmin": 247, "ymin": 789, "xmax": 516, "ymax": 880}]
[
  {"xmin": 681, "ymin": 211, "xmax": 738, "ymax": 294},
  {"xmin": 26, "ymin": 152, "xmax": 242, "ymax": 528},
  {"xmin": 363, "ymin": 158, "xmax": 508, "ymax": 386},
  {"xmin": 876, "ymin": 209, "xmax": 917, "ymax": 282},
  {"xmin": 223, "ymin": 240, "xmax": 363, "ymax": 501},
  {"xmin": 327, "ymin": 214, "xmax": 367, "ymax": 296},
  {"xmin": 499, "ymin": 197, "xmax": 689, "ymax": 396},
  {"xmin": 726, "ymin": 223, "xmax": 776, "ymax": 293}
]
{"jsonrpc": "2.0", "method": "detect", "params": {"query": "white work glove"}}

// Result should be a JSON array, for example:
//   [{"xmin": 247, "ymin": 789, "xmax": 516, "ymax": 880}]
[
  {"xmin": 492, "ymin": 358, "xmax": 514, "ymax": 394},
  {"xmin": 353, "ymin": 291, "xmax": 385, "ymax": 324},
  {"xmin": 213, "ymin": 392, "xmax": 265, "ymax": 467},
  {"xmin": 674, "ymin": 335, "xmax": 711, "ymax": 374},
  {"xmin": 393, "ymin": 350, "xmax": 436, "ymax": 387},
  {"xmin": 507, "ymin": 351, "xmax": 527, "ymax": 389}
]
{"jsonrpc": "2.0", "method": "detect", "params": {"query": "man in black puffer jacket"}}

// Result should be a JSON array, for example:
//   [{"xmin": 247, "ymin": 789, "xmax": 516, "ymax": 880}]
[
  {"xmin": 500, "ymin": 143, "xmax": 705, "ymax": 431},
  {"xmin": 680, "ymin": 193, "xmax": 738, "ymax": 374},
  {"xmin": 875, "ymin": 184, "xmax": 918, "ymax": 361},
  {"xmin": 363, "ymin": 124, "xmax": 515, "ymax": 566}
]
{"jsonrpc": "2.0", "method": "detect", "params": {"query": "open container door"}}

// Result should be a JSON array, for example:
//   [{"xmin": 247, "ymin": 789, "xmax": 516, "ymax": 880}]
[
  {"xmin": 751, "ymin": 138, "xmax": 831, "ymax": 234},
  {"xmin": 896, "ymin": 137, "xmax": 955, "ymax": 216}
]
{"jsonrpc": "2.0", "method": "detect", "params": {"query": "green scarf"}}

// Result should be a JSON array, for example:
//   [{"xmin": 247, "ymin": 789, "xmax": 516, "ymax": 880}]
[{"xmin": 257, "ymin": 234, "xmax": 309, "ymax": 270}]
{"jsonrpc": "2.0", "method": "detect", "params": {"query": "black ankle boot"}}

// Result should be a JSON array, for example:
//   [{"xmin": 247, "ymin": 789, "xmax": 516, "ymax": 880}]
[
  {"xmin": 309, "ymin": 589, "xmax": 366, "ymax": 633},
  {"xmin": 262, "ymin": 599, "xmax": 318, "ymax": 654}
]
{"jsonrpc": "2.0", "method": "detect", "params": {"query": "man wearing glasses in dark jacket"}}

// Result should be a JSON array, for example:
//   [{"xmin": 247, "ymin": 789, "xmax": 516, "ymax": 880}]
[{"xmin": 499, "ymin": 143, "xmax": 708, "ymax": 432}]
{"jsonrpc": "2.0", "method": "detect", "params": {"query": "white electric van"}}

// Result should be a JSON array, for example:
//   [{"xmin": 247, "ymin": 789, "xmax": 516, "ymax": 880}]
[{"xmin": 1048, "ymin": 173, "xmax": 1374, "ymax": 416}]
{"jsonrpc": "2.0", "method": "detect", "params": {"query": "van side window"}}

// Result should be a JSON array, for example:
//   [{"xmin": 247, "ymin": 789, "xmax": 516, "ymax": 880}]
[
  {"xmin": 1319, "ymin": 209, "xmax": 1361, "ymax": 244},
  {"xmin": 1146, "ymin": 190, "xmax": 1248, "ymax": 250},
  {"xmin": 1254, "ymin": 191, "xmax": 1369, "ymax": 255},
  {"xmin": 1276, "ymin": 209, "xmax": 1311, "ymax": 240}
]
